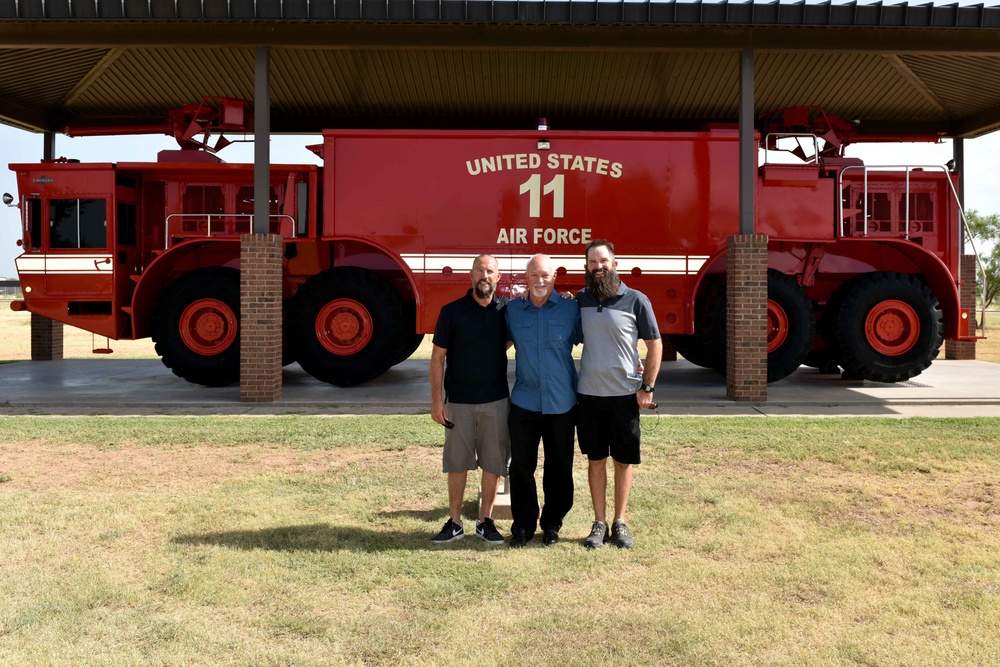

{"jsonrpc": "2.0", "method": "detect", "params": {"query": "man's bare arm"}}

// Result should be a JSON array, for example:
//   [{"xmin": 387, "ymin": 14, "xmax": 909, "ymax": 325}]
[
  {"xmin": 430, "ymin": 344, "xmax": 448, "ymax": 425},
  {"xmin": 636, "ymin": 338, "xmax": 663, "ymax": 409}
]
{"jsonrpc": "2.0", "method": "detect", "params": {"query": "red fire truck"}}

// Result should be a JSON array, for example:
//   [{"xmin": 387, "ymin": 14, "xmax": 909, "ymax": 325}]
[{"xmin": 6, "ymin": 99, "xmax": 979, "ymax": 387}]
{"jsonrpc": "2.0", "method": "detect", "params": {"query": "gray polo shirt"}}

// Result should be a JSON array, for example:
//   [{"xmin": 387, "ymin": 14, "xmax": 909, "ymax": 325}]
[{"xmin": 576, "ymin": 281, "xmax": 660, "ymax": 397}]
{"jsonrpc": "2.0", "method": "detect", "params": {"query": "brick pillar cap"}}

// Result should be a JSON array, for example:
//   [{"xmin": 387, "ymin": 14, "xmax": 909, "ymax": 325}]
[{"xmin": 726, "ymin": 234, "xmax": 769, "ymax": 243}]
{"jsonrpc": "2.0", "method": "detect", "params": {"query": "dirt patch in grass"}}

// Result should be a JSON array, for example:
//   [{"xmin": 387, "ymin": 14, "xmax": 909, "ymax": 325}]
[
  {"xmin": 690, "ymin": 450, "xmax": 1000, "ymax": 534},
  {"xmin": 0, "ymin": 442, "xmax": 440, "ymax": 492}
]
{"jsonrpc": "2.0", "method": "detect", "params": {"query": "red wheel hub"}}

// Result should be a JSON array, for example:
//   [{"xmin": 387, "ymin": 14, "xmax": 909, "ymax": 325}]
[
  {"xmin": 865, "ymin": 299, "xmax": 919, "ymax": 356},
  {"xmin": 179, "ymin": 298, "xmax": 237, "ymax": 355},
  {"xmin": 316, "ymin": 298, "xmax": 373, "ymax": 355},
  {"xmin": 766, "ymin": 299, "xmax": 789, "ymax": 353}
]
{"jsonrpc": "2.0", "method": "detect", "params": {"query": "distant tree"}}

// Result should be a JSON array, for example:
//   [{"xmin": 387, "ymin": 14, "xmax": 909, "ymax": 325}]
[
  {"xmin": 982, "ymin": 254, "xmax": 999, "ymax": 313},
  {"xmin": 964, "ymin": 210, "xmax": 999, "ymax": 324}
]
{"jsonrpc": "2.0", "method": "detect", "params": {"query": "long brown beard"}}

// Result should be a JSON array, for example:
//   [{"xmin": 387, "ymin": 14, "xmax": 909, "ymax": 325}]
[{"xmin": 586, "ymin": 268, "xmax": 620, "ymax": 301}]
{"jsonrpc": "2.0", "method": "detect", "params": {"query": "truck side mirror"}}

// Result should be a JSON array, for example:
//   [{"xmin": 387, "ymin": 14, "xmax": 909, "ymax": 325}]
[{"xmin": 2, "ymin": 193, "xmax": 13, "ymax": 206}]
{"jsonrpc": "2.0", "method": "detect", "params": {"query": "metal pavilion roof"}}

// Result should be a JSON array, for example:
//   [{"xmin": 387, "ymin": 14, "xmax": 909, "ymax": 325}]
[{"xmin": 1, "ymin": 0, "xmax": 999, "ymax": 138}]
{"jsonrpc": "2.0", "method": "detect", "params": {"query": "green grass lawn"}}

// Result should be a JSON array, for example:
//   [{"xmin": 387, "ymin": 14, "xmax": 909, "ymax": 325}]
[{"xmin": 1, "ymin": 416, "xmax": 998, "ymax": 666}]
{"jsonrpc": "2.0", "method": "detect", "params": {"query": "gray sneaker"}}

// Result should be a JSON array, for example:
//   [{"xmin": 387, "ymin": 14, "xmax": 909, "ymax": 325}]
[
  {"xmin": 583, "ymin": 521, "xmax": 608, "ymax": 549},
  {"xmin": 610, "ymin": 520, "xmax": 634, "ymax": 549}
]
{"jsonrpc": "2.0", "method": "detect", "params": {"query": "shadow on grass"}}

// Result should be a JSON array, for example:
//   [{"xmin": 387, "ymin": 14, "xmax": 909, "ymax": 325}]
[
  {"xmin": 172, "ymin": 524, "xmax": 425, "ymax": 552},
  {"xmin": 172, "ymin": 510, "xmax": 505, "ymax": 554}
]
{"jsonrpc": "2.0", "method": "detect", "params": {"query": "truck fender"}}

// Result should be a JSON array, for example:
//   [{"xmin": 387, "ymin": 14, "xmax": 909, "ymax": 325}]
[
  {"xmin": 130, "ymin": 240, "xmax": 241, "ymax": 339},
  {"xmin": 833, "ymin": 238, "xmax": 962, "ymax": 339},
  {"xmin": 326, "ymin": 236, "xmax": 422, "ymax": 330},
  {"xmin": 686, "ymin": 248, "xmax": 729, "ymax": 330}
]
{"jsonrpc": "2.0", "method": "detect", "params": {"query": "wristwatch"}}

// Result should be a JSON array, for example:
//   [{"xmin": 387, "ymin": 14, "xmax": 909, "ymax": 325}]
[{"xmin": 640, "ymin": 383, "xmax": 655, "ymax": 393}]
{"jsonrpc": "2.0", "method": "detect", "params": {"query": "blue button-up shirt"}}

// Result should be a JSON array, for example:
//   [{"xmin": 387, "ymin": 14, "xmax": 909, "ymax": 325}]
[{"xmin": 506, "ymin": 291, "xmax": 583, "ymax": 415}]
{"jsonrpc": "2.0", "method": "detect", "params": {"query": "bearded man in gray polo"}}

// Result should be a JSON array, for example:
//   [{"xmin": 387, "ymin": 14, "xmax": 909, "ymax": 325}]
[{"xmin": 575, "ymin": 239, "xmax": 662, "ymax": 549}]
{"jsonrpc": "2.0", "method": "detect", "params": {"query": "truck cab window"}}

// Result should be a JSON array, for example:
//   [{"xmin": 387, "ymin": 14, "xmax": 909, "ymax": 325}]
[{"xmin": 50, "ymin": 198, "xmax": 107, "ymax": 249}]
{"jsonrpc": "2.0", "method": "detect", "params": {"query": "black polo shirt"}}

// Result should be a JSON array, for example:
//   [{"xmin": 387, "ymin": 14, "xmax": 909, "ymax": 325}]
[{"xmin": 432, "ymin": 290, "xmax": 510, "ymax": 404}]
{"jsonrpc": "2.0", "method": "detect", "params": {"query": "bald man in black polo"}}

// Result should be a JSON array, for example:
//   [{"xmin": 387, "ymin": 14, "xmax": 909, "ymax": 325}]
[{"xmin": 429, "ymin": 254, "xmax": 510, "ymax": 545}]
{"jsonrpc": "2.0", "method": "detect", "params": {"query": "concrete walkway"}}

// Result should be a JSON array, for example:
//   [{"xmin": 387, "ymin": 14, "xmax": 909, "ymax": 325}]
[{"xmin": 1, "ymin": 357, "xmax": 999, "ymax": 417}]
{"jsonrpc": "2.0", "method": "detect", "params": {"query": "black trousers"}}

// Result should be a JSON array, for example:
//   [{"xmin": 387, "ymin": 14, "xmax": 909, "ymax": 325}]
[{"xmin": 507, "ymin": 403, "xmax": 576, "ymax": 539}]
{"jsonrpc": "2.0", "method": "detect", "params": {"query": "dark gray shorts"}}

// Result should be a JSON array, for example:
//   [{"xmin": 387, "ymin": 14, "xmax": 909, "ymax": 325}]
[{"xmin": 443, "ymin": 397, "xmax": 511, "ymax": 476}]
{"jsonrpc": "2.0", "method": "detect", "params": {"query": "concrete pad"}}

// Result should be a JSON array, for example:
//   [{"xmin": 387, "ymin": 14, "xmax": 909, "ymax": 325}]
[{"xmin": 1, "ymin": 356, "xmax": 999, "ymax": 417}]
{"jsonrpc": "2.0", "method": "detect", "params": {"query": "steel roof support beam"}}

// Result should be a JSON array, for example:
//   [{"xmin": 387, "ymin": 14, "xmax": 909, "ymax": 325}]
[
  {"xmin": 955, "ymin": 137, "xmax": 965, "ymax": 254},
  {"xmin": 254, "ymin": 46, "xmax": 270, "ymax": 236},
  {"xmin": 739, "ymin": 47, "xmax": 754, "ymax": 236}
]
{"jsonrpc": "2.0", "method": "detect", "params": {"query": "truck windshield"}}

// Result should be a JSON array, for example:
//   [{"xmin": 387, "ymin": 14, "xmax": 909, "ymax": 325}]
[{"xmin": 50, "ymin": 198, "xmax": 107, "ymax": 249}]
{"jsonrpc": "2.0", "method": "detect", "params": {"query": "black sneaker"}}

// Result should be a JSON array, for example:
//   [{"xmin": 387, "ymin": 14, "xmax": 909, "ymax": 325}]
[
  {"xmin": 542, "ymin": 528, "xmax": 559, "ymax": 546},
  {"xmin": 476, "ymin": 518, "xmax": 504, "ymax": 545},
  {"xmin": 583, "ymin": 521, "xmax": 608, "ymax": 549},
  {"xmin": 431, "ymin": 518, "xmax": 464, "ymax": 543},
  {"xmin": 611, "ymin": 520, "xmax": 634, "ymax": 549}
]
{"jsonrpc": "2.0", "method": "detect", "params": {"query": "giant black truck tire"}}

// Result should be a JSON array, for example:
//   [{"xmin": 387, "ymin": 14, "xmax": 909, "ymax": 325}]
[
  {"xmin": 391, "ymin": 300, "xmax": 424, "ymax": 366},
  {"xmin": 833, "ymin": 272, "xmax": 943, "ymax": 383},
  {"xmin": 291, "ymin": 267, "xmax": 405, "ymax": 386},
  {"xmin": 392, "ymin": 333, "xmax": 425, "ymax": 366},
  {"xmin": 764, "ymin": 270, "xmax": 817, "ymax": 382},
  {"xmin": 667, "ymin": 276, "xmax": 724, "ymax": 369},
  {"xmin": 152, "ymin": 267, "xmax": 241, "ymax": 386},
  {"xmin": 668, "ymin": 333, "xmax": 714, "ymax": 369},
  {"xmin": 697, "ymin": 270, "xmax": 816, "ymax": 383}
]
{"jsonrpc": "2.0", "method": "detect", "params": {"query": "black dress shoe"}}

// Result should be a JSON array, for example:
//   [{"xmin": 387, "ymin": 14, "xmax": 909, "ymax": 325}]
[
  {"xmin": 542, "ymin": 529, "xmax": 559, "ymax": 546},
  {"xmin": 509, "ymin": 528, "xmax": 529, "ymax": 549}
]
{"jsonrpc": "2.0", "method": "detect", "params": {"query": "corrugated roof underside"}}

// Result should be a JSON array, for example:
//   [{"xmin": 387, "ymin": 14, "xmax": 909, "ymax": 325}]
[
  {"xmin": 0, "ymin": 49, "xmax": 107, "ymax": 108},
  {"xmin": 903, "ymin": 54, "xmax": 1000, "ymax": 117},
  {"xmin": 73, "ymin": 49, "xmax": 257, "ymax": 113},
  {"xmin": 3, "ymin": 44, "xmax": 999, "ymax": 136},
  {"xmin": 757, "ymin": 52, "xmax": 947, "ymax": 120},
  {"xmin": 54, "ymin": 48, "xmax": 1000, "ymax": 123},
  {"xmin": 269, "ymin": 50, "xmax": 740, "ymax": 119}
]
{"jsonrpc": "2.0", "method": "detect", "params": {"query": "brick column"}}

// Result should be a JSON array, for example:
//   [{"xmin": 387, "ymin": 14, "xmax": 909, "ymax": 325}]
[
  {"xmin": 726, "ymin": 235, "xmax": 768, "ymax": 402},
  {"xmin": 30, "ymin": 314, "xmax": 63, "ymax": 361},
  {"xmin": 240, "ymin": 233, "xmax": 283, "ymax": 402},
  {"xmin": 945, "ymin": 253, "xmax": 978, "ymax": 360}
]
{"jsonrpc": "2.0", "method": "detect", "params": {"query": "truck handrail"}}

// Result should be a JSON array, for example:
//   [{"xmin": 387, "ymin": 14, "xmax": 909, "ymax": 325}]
[
  {"xmin": 164, "ymin": 213, "xmax": 296, "ymax": 248},
  {"xmin": 838, "ymin": 164, "xmax": 988, "ymax": 333}
]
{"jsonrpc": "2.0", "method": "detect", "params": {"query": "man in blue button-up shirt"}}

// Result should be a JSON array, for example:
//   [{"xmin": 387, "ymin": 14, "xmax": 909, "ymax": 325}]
[{"xmin": 506, "ymin": 254, "xmax": 583, "ymax": 548}]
